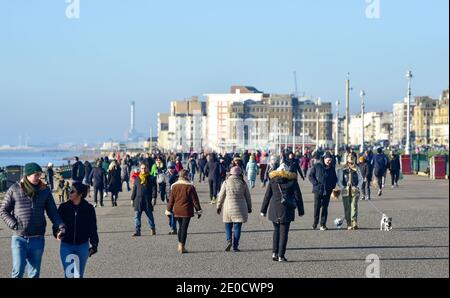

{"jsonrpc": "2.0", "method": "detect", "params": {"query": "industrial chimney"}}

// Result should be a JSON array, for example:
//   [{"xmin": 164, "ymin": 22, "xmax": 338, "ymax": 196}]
[{"xmin": 130, "ymin": 101, "xmax": 136, "ymax": 134}]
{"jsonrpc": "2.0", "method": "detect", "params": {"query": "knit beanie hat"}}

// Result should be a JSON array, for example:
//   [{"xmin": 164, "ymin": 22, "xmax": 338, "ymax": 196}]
[
  {"xmin": 24, "ymin": 163, "xmax": 43, "ymax": 176},
  {"xmin": 323, "ymin": 152, "xmax": 333, "ymax": 160},
  {"xmin": 230, "ymin": 166, "xmax": 243, "ymax": 176}
]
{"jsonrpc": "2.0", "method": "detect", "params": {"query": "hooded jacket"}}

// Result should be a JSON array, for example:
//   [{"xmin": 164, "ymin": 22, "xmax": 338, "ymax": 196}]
[{"xmin": 261, "ymin": 170, "xmax": 304, "ymax": 223}]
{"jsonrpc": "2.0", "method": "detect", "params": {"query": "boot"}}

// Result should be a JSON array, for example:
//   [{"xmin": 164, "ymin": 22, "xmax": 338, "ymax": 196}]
[
  {"xmin": 181, "ymin": 244, "xmax": 188, "ymax": 254},
  {"xmin": 177, "ymin": 242, "xmax": 183, "ymax": 254},
  {"xmin": 132, "ymin": 230, "xmax": 141, "ymax": 237},
  {"xmin": 352, "ymin": 221, "xmax": 359, "ymax": 230},
  {"xmin": 150, "ymin": 228, "xmax": 156, "ymax": 235}
]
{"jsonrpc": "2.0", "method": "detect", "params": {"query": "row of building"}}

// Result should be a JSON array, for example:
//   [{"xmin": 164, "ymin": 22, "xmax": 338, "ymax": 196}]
[{"xmin": 157, "ymin": 86, "xmax": 449, "ymax": 153}]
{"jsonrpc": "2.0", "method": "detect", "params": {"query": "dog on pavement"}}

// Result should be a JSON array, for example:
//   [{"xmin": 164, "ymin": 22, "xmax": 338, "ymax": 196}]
[{"xmin": 380, "ymin": 214, "xmax": 393, "ymax": 231}]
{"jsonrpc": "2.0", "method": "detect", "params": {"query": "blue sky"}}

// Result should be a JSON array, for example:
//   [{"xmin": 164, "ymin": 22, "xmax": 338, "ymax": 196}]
[{"xmin": 0, "ymin": 0, "xmax": 448, "ymax": 145}]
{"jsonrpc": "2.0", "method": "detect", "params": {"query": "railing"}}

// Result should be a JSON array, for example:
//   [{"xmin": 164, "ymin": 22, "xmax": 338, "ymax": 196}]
[{"xmin": 411, "ymin": 154, "xmax": 449, "ymax": 175}]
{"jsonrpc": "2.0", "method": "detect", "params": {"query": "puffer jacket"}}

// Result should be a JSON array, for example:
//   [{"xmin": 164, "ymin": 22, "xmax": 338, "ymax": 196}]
[
  {"xmin": 217, "ymin": 176, "xmax": 252, "ymax": 223},
  {"xmin": 0, "ymin": 181, "xmax": 65, "ymax": 237},
  {"xmin": 246, "ymin": 160, "xmax": 258, "ymax": 181},
  {"xmin": 261, "ymin": 170, "xmax": 304, "ymax": 223}
]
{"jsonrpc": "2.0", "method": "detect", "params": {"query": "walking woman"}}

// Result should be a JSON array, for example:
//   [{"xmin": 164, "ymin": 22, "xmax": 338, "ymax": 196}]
[
  {"xmin": 259, "ymin": 152, "xmax": 268, "ymax": 187},
  {"xmin": 107, "ymin": 160, "xmax": 122, "ymax": 207},
  {"xmin": 216, "ymin": 166, "xmax": 252, "ymax": 252},
  {"xmin": 246, "ymin": 155, "xmax": 258, "ymax": 189},
  {"xmin": 56, "ymin": 182, "xmax": 98, "ymax": 278},
  {"xmin": 260, "ymin": 163, "xmax": 304, "ymax": 262},
  {"xmin": 165, "ymin": 170, "xmax": 202, "ymax": 253},
  {"xmin": 131, "ymin": 163, "xmax": 157, "ymax": 236}
]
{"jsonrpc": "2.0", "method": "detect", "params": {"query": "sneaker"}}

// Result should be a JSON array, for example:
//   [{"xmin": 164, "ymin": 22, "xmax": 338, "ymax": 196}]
[
  {"xmin": 320, "ymin": 225, "xmax": 328, "ymax": 231},
  {"xmin": 93, "ymin": 203, "xmax": 97, "ymax": 208},
  {"xmin": 391, "ymin": 185, "xmax": 395, "ymax": 189},
  {"xmin": 311, "ymin": 224, "xmax": 318, "ymax": 230},
  {"xmin": 396, "ymin": 183, "xmax": 399, "ymax": 188},
  {"xmin": 378, "ymin": 189, "xmax": 382, "ymax": 196},
  {"xmin": 150, "ymin": 229, "xmax": 156, "ymax": 236},
  {"xmin": 100, "ymin": 203, "xmax": 104, "ymax": 207},
  {"xmin": 132, "ymin": 231, "xmax": 141, "ymax": 237},
  {"xmin": 278, "ymin": 257, "xmax": 288, "ymax": 262},
  {"xmin": 225, "ymin": 241, "xmax": 232, "ymax": 252},
  {"xmin": 361, "ymin": 196, "xmax": 365, "ymax": 200},
  {"xmin": 232, "ymin": 248, "xmax": 240, "ymax": 252},
  {"xmin": 347, "ymin": 226, "xmax": 354, "ymax": 230},
  {"xmin": 272, "ymin": 253, "xmax": 278, "ymax": 261},
  {"xmin": 169, "ymin": 230, "xmax": 177, "ymax": 235}
]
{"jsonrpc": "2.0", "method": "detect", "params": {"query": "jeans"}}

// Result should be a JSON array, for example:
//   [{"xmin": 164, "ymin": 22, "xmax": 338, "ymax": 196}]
[
  {"xmin": 361, "ymin": 178, "xmax": 371, "ymax": 199},
  {"xmin": 135, "ymin": 209, "xmax": 155, "ymax": 231},
  {"xmin": 272, "ymin": 222, "xmax": 290, "ymax": 258},
  {"xmin": 225, "ymin": 222, "xmax": 242, "ymax": 250},
  {"xmin": 93, "ymin": 187, "xmax": 104, "ymax": 205},
  {"xmin": 176, "ymin": 217, "xmax": 191, "ymax": 245},
  {"xmin": 199, "ymin": 170, "xmax": 205, "ymax": 182},
  {"xmin": 249, "ymin": 179, "xmax": 256, "ymax": 188},
  {"xmin": 189, "ymin": 172, "xmax": 196, "ymax": 183},
  {"xmin": 375, "ymin": 175, "xmax": 383, "ymax": 190},
  {"xmin": 169, "ymin": 214, "xmax": 177, "ymax": 231},
  {"xmin": 60, "ymin": 242, "xmax": 90, "ymax": 278},
  {"xmin": 313, "ymin": 193, "xmax": 330, "ymax": 226},
  {"xmin": 390, "ymin": 170, "xmax": 400, "ymax": 186},
  {"xmin": 122, "ymin": 179, "xmax": 131, "ymax": 191},
  {"xmin": 11, "ymin": 235, "xmax": 45, "ymax": 278},
  {"xmin": 208, "ymin": 179, "xmax": 219, "ymax": 199}
]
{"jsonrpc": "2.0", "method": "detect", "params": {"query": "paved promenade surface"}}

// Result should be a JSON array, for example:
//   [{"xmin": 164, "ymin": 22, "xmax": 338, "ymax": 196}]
[{"xmin": 0, "ymin": 175, "xmax": 448, "ymax": 278}]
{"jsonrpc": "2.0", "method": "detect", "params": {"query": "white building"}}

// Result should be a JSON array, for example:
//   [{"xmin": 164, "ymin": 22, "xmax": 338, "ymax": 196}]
[
  {"xmin": 392, "ymin": 97, "xmax": 415, "ymax": 147},
  {"xmin": 167, "ymin": 97, "xmax": 207, "ymax": 153},
  {"xmin": 349, "ymin": 112, "xmax": 393, "ymax": 146},
  {"xmin": 204, "ymin": 86, "xmax": 264, "ymax": 152}
]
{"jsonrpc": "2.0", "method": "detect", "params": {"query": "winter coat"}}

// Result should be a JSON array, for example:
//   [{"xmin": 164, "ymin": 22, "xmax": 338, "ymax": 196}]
[
  {"xmin": 359, "ymin": 163, "xmax": 371, "ymax": 181},
  {"xmin": 0, "ymin": 181, "xmax": 64, "ymax": 237},
  {"xmin": 56, "ymin": 199, "xmax": 98, "ymax": 248},
  {"xmin": 287, "ymin": 158, "xmax": 305, "ymax": 179},
  {"xmin": 187, "ymin": 159, "xmax": 198, "ymax": 174},
  {"xmin": 204, "ymin": 160, "xmax": 221, "ymax": 181},
  {"xmin": 246, "ymin": 160, "xmax": 258, "ymax": 181},
  {"xmin": 261, "ymin": 170, "xmax": 304, "ymax": 223},
  {"xmin": 300, "ymin": 156, "xmax": 310, "ymax": 170},
  {"xmin": 167, "ymin": 179, "xmax": 201, "ymax": 218},
  {"xmin": 373, "ymin": 153, "xmax": 388, "ymax": 177},
  {"xmin": 337, "ymin": 165, "xmax": 364, "ymax": 196},
  {"xmin": 84, "ymin": 162, "xmax": 92, "ymax": 182},
  {"xmin": 217, "ymin": 176, "xmax": 252, "ymax": 223},
  {"xmin": 308, "ymin": 161, "xmax": 338, "ymax": 196},
  {"xmin": 131, "ymin": 176, "xmax": 157, "ymax": 212},
  {"xmin": 72, "ymin": 161, "xmax": 85, "ymax": 182},
  {"xmin": 107, "ymin": 167, "xmax": 122, "ymax": 194},
  {"xmin": 388, "ymin": 155, "xmax": 401, "ymax": 172},
  {"xmin": 198, "ymin": 157, "xmax": 207, "ymax": 171},
  {"xmin": 121, "ymin": 160, "xmax": 130, "ymax": 180},
  {"xmin": 89, "ymin": 167, "xmax": 106, "ymax": 189}
]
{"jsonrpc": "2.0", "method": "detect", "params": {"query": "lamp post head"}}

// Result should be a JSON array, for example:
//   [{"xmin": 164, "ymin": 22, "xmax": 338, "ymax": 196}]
[
  {"xmin": 406, "ymin": 70, "xmax": 413, "ymax": 80},
  {"xmin": 360, "ymin": 90, "xmax": 365, "ymax": 98}
]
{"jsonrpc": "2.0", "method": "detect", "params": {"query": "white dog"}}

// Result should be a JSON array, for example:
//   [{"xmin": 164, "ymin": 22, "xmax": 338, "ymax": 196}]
[
  {"xmin": 334, "ymin": 218, "xmax": 344, "ymax": 229},
  {"xmin": 380, "ymin": 214, "xmax": 392, "ymax": 231}
]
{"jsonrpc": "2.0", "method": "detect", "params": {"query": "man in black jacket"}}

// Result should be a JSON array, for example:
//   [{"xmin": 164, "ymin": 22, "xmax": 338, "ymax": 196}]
[
  {"xmin": 204, "ymin": 153, "xmax": 221, "ymax": 204},
  {"xmin": 287, "ymin": 152, "xmax": 305, "ymax": 180},
  {"xmin": 388, "ymin": 151, "xmax": 401, "ymax": 188},
  {"xmin": 89, "ymin": 160, "xmax": 107, "ymax": 207},
  {"xmin": 308, "ymin": 152, "xmax": 338, "ymax": 230},
  {"xmin": 72, "ymin": 156, "xmax": 85, "ymax": 182}
]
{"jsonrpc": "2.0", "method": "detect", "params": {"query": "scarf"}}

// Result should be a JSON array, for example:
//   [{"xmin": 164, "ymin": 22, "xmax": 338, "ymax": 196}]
[
  {"xmin": 22, "ymin": 177, "xmax": 44, "ymax": 199},
  {"xmin": 139, "ymin": 172, "xmax": 150, "ymax": 185}
]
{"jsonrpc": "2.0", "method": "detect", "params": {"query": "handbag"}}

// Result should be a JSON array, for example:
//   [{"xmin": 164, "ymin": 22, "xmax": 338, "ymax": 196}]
[{"xmin": 277, "ymin": 183, "xmax": 297, "ymax": 209}]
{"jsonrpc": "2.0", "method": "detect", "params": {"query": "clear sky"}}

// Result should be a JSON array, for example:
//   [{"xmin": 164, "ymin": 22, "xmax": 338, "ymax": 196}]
[{"xmin": 0, "ymin": 0, "xmax": 448, "ymax": 145}]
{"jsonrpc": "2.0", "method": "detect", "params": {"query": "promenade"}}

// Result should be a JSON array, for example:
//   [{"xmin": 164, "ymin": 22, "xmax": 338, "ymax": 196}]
[{"xmin": 0, "ymin": 175, "xmax": 448, "ymax": 278}]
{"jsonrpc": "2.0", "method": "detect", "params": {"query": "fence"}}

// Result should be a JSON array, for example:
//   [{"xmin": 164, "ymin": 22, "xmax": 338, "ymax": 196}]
[{"xmin": 410, "ymin": 154, "xmax": 449, "ymax": 176}]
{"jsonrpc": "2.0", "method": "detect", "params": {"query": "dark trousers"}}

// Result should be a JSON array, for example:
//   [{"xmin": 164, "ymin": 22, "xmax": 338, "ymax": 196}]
[
  {"xmin": 121, "ymin": 179, "xmax": 131, "ymax": 191},
  {"xmin": 375, "ymin": 175, "xmax": 383, "ymax": 190},
  {"xmin": 159, "ymin": 182, "xmax": 166, "ymax": 202},
  {"xmin": 176, "ymin": 217, "xmax": 191, "ymax": 245},
  {"xmin": 93, "ymin": 187, "xmax": 104, "ymax": 204},
  {"xmin": 199, "ymin": 170, "xmax": 206, "ymax": 182},
  {"xmin": 313, "ymin": 193, "xmax": 330, "ymax": 226},
  {"xmin": 390, "ymin": 170, "xmax": 400, "ymax": 185},
  {"xmin": 208, "ymin": 179, "xmax": 219, "ymax": 199},
  {"xmin": 259, "ymin": 164, "xmax": 267, "ymax": 183},
  {"xmin": 272, "ymin": 222, "xmax": 291, "ymax": 258},
  {"xmin": 362, "ymin": 178, "xmax": 371, "ymax": 199}
]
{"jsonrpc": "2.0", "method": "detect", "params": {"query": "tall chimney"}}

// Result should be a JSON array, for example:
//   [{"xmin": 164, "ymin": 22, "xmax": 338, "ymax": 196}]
[{"xmin": 130, "ymin": 101, "xmax": 135, "ymax": 133}]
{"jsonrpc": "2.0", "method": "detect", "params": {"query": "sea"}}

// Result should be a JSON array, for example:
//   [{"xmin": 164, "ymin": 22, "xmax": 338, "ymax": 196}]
[{"xmin": 0, "ymin": 150, "xmax": 82, "ymax": 167}]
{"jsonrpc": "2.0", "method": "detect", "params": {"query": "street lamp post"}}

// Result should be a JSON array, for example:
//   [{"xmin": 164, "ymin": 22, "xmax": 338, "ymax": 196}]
[
  {"xmin": 360, "ymin": 90, "xmax": 366, "ymax": 153},
  {"xmin": 302, "ymin": 115, "xmax": 306, "ymax": 154},
  {"xmin": 335, "ymin": 99, "xmax": 340, "ymax": 157},
  {"xmin": 316, "ymin": 107, "xmax": 320, "ymax": 150},
  {"xmin": 406, "ymin": 71, "xmax": 413, "ymax": 155}
]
